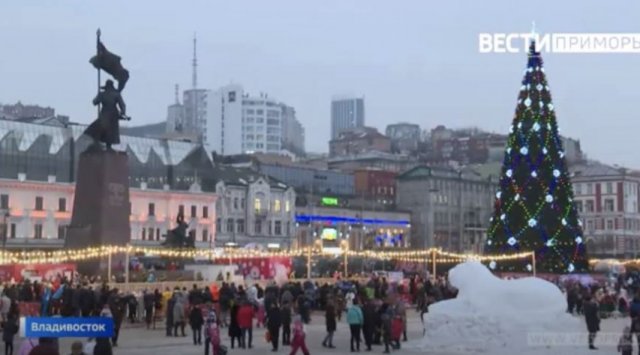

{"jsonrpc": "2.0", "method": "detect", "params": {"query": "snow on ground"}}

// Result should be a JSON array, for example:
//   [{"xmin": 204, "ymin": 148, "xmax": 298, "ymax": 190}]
[{"xmin": 410, "ymin": 261, "xmax": 629, "ymax": 355}]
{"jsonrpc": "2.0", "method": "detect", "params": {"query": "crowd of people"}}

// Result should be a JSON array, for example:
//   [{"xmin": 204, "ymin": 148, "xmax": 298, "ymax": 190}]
[{"xmin": 0, "ymin": 272, "xmax": 459, "ymax": 355}]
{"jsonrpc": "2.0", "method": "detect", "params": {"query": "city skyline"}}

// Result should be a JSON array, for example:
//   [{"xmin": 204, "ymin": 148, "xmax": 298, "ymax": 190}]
[{"xmin": 1, "ymin": 1, "xmax": 639, "ymax": 166}]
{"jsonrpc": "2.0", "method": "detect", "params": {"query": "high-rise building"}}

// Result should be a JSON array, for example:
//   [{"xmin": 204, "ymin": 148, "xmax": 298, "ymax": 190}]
[
  {"xmin": 183, "ymin": 88, "xmax": 209, "ymax": 141},
  {"xmin": 281, "ymin": 105, "xmax": 305, "ymax": 155},
  {"xmin": 207, "ymin": 85, "xmax": 302, "ymax": 156},
  {"xmin": 166, "ymin": 84, "xmax": 185, "ymax": 133},
  {"xmin": 165, "ymin": 35, "xmax": 208, "ymax": 142},
  {"xmin": 330, "ymin": 96, "xmax": 365, "ymax": 139},
  {"xmin": 207, "ymin": 84, "xmax": 244, "ymax": 155}
]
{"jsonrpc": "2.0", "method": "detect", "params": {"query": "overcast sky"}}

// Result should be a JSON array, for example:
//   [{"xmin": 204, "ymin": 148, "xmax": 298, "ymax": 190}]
[{"xmin": 1, "ymin": 1, "xmax": 639, "ymax": 167}]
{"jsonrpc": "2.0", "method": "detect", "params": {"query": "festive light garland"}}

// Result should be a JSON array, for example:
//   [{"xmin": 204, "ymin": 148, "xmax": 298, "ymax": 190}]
[{"xmin": 0, "ymin": 246, "xmax": 535, "ymax": 265}]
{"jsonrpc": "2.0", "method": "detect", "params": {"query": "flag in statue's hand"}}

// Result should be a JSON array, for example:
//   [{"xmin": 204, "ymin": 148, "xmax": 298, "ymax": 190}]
[{"xmin": 90, "ymin": 40, "xmax": 130, "ymax": 92}]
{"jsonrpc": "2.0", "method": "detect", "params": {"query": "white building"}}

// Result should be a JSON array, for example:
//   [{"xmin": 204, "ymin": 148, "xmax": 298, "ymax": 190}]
[
  {"xmin": 212, "ymin": 165, "xmax": 296, "ymax": 248},
  {"xmin": 207, "ymin": 85, "xmax": 302, "ymax": 156},
  {"xmin": 0, "ymin": 178, "xmax": 218, "ymax": 249},
  {"xmin": 331, "ymin": 95, "xmax": 365, "ymax": 140}
]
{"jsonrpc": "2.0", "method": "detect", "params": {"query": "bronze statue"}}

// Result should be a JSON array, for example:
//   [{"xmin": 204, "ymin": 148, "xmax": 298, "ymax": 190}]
[
  {"xmin": 162, "ymin": 213, "xmax": 195, "ymax": 248},
  {"xmin": 84, "ymin": 30, "xmax": 131, "ymax": 149},
  {"xmin": 84, "ymin": 79, "xmax": 128, "ymax": 149}
]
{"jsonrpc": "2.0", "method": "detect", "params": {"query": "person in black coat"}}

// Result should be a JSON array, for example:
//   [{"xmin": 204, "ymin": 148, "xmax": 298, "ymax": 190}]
[
  {"xmin": 584, "ymin": 295, "xmax": 600, "ymax": 350},
  {"xmin": 229, "ymin": 303, "xmax": 242, "ymax": 348},
  {"xmin": 189, "ymin": 305, "xmax": 204, "ymax": 345},
  {"xmin": 362, "ymin": 299, "xmax": 377, "ymax": 351},
  {"xmin": 3, "ymin": 314, "xmax": 18, "ymax": 355},
  {"xmin": 322, "ymin": 299, "xmax": 337, "ymax": 348},
  {"xmin": 94, "ymin": 337, "xmax": 113, "ymax": 355},
  {"xmin": 280, "ymin": 301, "xmax": 292, "ymax": 346},
  {"xmin": 143, "ymin": 291, "xmax": 155, "ymax": 329},
  {"xmin": 266, "ymin": 303, "xmax": 282, "ymax": 352}
]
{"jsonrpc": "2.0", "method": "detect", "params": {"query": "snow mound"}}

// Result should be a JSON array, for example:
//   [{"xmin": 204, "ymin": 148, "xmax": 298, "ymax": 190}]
[{"xmin": 413, "ymin": 261, "xmax": 580, "ymax": 354}]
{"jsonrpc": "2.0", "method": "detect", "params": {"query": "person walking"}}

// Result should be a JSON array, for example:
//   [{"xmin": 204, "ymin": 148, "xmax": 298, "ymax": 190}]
[
  {"xmin": 266, "ymin": 302, "xmax": 282, "ymax": 352},
  {"xmin": 584, "ymin": 294, "xmax": 600, "ymax": 350},
  {"xmin": 322, "ymin": 298, "xmax": 337, "ymax": 348},
  {"xmin": 228, "ymin": 303, "xmax": 242, "ymax": 349},
  {"xmin": 3, "ymin": 314, "xmax": 18, "ymax": 355},
  {"xmin": 347, "ymin": 299, "xmax": 364, "ymax": 352},
  {"xmin": 165, "ymin": 293, "xmax": 175, "ymax": 337},
  {"xmin": 143, "ymin": 290, "xmax": 155, "ymax": 330},
  {"xmin": 362, "ymin": 299, "xmax": 376, "ymax": 351},
  {"xmin": 618, "ymin": 326, "xmax": 632, "ymax": 355},
  {"xmin": 190, "ymin": 305, "xmax": 204, "ymax": 345},
  {"xmin": 289, "ymin": 316, "xmax": 309, "ymax": 355},
  {"xmin": 237, "ymin": 300, "xmax": 254, "ymax": 349},
  {"xmin": 173, "ymin": 291, "xmax": 187, "ymax": 337},
  {"xmin": 281, "ymin": 301, "xmax": 292, "ymax": 346}
]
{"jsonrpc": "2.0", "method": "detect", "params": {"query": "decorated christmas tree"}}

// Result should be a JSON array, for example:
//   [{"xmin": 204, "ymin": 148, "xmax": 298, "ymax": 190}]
[{"xmin": 485, "ymin": 41, "xmax": 588, "ymax": 273}]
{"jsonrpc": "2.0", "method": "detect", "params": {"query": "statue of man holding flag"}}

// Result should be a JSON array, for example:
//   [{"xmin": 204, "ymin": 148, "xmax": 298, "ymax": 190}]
[{"xmin": 84, "ymin": 30, "xmax": 131, "ymax": 149}]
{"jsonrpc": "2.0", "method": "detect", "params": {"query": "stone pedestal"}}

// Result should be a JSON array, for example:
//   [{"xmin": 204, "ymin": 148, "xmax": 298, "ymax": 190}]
[{"xmin": 66, "ymin": 148, "xmax": 131, "ymax": 275}]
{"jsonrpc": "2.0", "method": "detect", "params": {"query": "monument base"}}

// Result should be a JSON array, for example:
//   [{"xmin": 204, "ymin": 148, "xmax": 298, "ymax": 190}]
[{"xmin": 66, "ymin": 148, "xmax": 131, "ymax": 275}]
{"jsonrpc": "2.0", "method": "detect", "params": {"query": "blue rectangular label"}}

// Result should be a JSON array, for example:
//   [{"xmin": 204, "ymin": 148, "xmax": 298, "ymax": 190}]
[{"xmin": 25, "ymin": 317, "xmax": 114, "ymax": 338}]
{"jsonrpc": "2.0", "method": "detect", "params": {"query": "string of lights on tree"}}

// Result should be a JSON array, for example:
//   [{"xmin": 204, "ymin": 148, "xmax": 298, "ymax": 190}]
[{"xmin": 485, "ymin": 40, "xmax": 588, "ymax": 273}]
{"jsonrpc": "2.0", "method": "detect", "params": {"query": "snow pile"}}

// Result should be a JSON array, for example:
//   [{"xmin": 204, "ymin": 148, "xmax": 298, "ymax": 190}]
[{"xmin": 415, "ymin": 261, "xmax": 580, "ymax": 354}]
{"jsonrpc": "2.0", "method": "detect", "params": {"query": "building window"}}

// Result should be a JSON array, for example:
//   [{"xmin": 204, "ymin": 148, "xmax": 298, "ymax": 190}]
[
  {"xmin": 255, "ymin": 220, "xmax": 262, "ymax": 234},
  {"xmin": 585, "ymin": 200, "xmax": 594, "ymax": 212},
  {"xmin": 35, "ymin": 197, "xmax": 43, "ymax": 211},
  {"xmin": 226, "ymin": 218, "xmax": 234, "ymax": 233},
  {"xmin": 234, "ymin": 198, "xmax": 238, "ymax": 210},
  {"xmin": 274, "ymin": 199, "xmax": 281, "ymax": 212},
  {"xmin": 604, "ymin": 199, "xmax": 615, "ymax": 212},
  {"xmin": 254, "ymin": 198, "xmax": 262, "ymax": 213},
  {"xmin": 9, "ymin": 224, "xmax": 15, "ymax": 239},
  {"xmin": 142, "ymin": 228, "xmax": 146, "ymax": 240},
  {"xmin": 58, "ymin": 198, "xmax": 67, "ymax": 212},
  {"xmin": 191, "ymin": 205, "xmax": 197, "ymax": 218},
  {"xmin": 275, "ymin": 221, "xmax": 282, "ymax": 235},
  {"xmin": 203, "ymin": 206, "xmax": 209, "ymax": 219},
  {"xmin": 0, "ymin": 194, "xmax": 8, "ymax": 209},
  {"xmin": 237, "ymin": 219, "xmax": 245, "ymax": 233},
  {"xmin": 285, "ymin": 200, "xmax": 290, "ymax": 213},
  {"xmin": 606, "ymin": 182, "xmax": 613, "ymax": 194},
  {"xmin": 587, "ymin": 183, "xmax": 593, "ymax": 195},
  {"xmin": 179, "ymin": 205, "xmax": 185, "ymax": 216},
  {"xmin": 586, "ymin": 220, "xmax": 594, "ymax": 231},
  {"xmin": 216, "ymin": 218, "xmax": 221, "ymax": 232},
  {"xmin": 34, "ymin": 224, "xmax": 43, "ymax": 239},
  {"xmin": 607, "ymin": 219, "xmax": 614, "ymax": 230},
  {"xmin": 148, "ymin": 228, "xmax": 154, "ymax": 240},
  {"xmin": 156, "ymin": 228, "xmax": 161, "ymax": 241},
  {"xmin": 241, "ymin": 198, "xmax": 245, "ymax": 209},
  {"xmin": 57, "ymin": 225, "xmax": 66, "ymax": 239},
  {"xmin": 574, "ymin": 183, "xmax": 582, "ymax": 195},
  {"xmin": 575, "ymin": 201, "xmax": 583, "ymax": 213},
  {"xmin": 202, "ymin": 229, "xmax": 209, "ymax": 242},
  {"xmin": 148, "ymin": 203, "xmax": 155, "ymax": 216}
]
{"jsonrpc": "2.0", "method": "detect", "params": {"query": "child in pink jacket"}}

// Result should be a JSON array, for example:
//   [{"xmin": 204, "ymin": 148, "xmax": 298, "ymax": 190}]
[{"xmin": 289, "ymin": 316, "xmax": 309, "ymax": 355}]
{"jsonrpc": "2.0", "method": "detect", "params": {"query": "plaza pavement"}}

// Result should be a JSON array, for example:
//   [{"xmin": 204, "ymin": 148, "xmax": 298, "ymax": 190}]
[{"xmin": 31, "ymin": 311, "xmax": 425, "ymax": 355}]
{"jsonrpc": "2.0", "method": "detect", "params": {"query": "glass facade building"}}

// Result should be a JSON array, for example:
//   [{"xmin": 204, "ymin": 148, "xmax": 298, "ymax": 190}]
[{"xmin": 0, "ymin": 119, "xmax": 215, "ymax": 189}]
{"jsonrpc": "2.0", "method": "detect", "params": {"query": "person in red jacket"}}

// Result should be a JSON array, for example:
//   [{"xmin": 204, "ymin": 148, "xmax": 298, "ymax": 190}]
[{"xmin": 237, "ymin": 300, "xmax": 254, "ymax": 349}]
